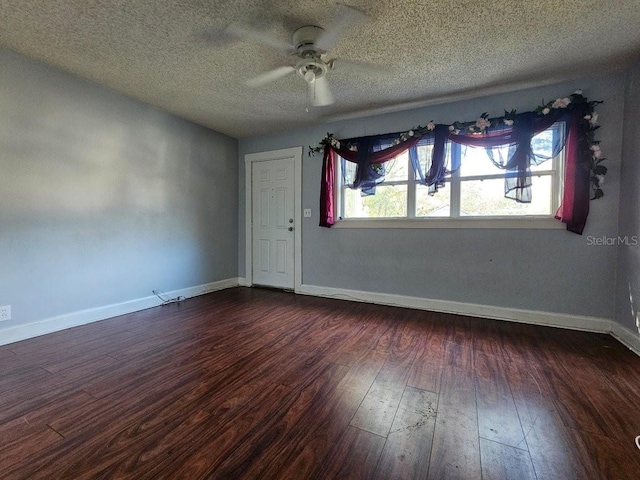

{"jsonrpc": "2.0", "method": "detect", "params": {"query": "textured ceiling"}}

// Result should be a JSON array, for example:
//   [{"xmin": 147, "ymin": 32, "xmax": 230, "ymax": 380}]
[{"xmin": 2, "ymin": 0, "xmax": 640, "ymax": 138}]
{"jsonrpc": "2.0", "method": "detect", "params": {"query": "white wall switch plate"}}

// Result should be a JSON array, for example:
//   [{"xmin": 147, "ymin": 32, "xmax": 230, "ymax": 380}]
[
  {"xmin": 304, "ymin": 208, "xmax": 312, "ymax": 218},
  {"xmin": 0, "ymin": 305, "xmax": 11, "ymax": 321}
]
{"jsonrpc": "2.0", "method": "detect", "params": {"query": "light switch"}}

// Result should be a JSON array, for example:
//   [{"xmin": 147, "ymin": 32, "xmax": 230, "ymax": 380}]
[{"xmin": 304, "ymin": 208, "xmax": 312, "ymax": 218}]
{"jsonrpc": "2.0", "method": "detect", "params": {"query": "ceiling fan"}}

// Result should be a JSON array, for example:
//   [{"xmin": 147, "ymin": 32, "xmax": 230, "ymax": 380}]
[{"xmin": 223, "ymin": 4, "xmax": 383, "ymax": 107}]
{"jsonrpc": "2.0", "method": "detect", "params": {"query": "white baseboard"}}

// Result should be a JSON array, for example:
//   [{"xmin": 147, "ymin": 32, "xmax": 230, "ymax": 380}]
[
  {"xmin": 237, "ymin": 277, "xmax": 249, "ymax": 287},
  {"xmin": 610, "ymin": 322, "xmax": 640, "ymax": 356},
  {"xmin": 297, "ymin": 284, "xmax": 612, "ymax": 333},
  {"xmin": 0, "ymin": 278, "xmax": 241, "ymax": 347}
]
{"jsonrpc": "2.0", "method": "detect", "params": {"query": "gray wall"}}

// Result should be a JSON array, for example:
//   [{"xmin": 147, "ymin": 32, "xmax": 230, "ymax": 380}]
[
  {"xmin": 0, "ymin": 49, "xmax": 238, "ymax": 328},
  {"xmin": 615, "ymin": 61, "xmax": 640, "ymax": 337},
  {"xmin": 239, "ymin": 75, "xmax": 625, "ymax": 319}
]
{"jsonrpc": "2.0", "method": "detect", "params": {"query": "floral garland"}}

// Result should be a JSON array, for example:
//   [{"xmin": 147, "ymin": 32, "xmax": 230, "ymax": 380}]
[{"xmin": 309, "ymin": 90, "xmax": 606, "ymax": 199}]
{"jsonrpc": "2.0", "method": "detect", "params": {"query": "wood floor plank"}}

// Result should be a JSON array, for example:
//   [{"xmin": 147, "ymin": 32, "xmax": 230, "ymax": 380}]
[
  {"xmin": 443, "ymin": 338, "xmax": 474, "ymax": 371},
  {"xmin": 100, "ymin": 382, "xmax": 293, "ymax": 480},
  {"xmin": 513, "ymin": 389, "xmax": 592, "ymax": 480},
  {"xmin": 311, "ymin": 426, "xmax": 386, "ymax": 480},
  {"xmin": 48, "ymin": 368, "xmax": 205, "ymax": 438},
  {"xmin": 5, "ymin": 311, "xmax": 149, "ymax": 357},
  {"xmin": 0, "ymin": 426, "xmax": 63, "ymax": 473},
  {"xmin": 349, "ymin": 365, "xmax": 413, "ymax": 436},
  {"xmin": 552, "ymin": 386, "xmax": 613, "ymax": 437},
  {"xmin": 574, "ymin": 428, "xmax": 640, "ymax": 480},
  {"xmin": 0, "ymin": 366, "xmax": 52, "ymax": 394},
  {"xmin": 474, "ymin": 351, "xmax": 525, "ymax": 447},
  {"xmin": 479, "ymin": 437, "xmax": 536, "ymax": 480},
  {"xmin": 373, "ymin": 386, "xmax": 438, "ymax": 480},
  {"xmin": 427, "ymin": 365, "xmax": 481, "ymax": 480},
  {"xmin": 1, "ymin": 287, "xmax": 639, "ymax": 479},
  {"xmin": 144, "ymin": 363, "xmax": 348, "ymax": 480},
  {"xmin": 406, "ymin": 324, "xmax": 447, "ymax": 393},
  {"xmin": 40, "ymin": 340, "xmax": 327, "ymax": 478},
  {"xmin": 0, "ymin": 389, "xmax": 96, "ymax": 443},
  {"xmin": 49, "ymin": 337, "xmax": 307, "ymax": 440},
  {"xmin": 547, "ymin": 339, "xmax": 640, "ymax": 440},
  {"xmin": 218, "ymin": 347, "xmax": 388, "ymax": 480},
  {"xmin": 0, "ymin": 348, "xmax": 17, "ymax": 360},
  {"xmin": 350, "ymin": 336, "xmax": 419, "ymax": 437},
  {"xmin": 206, "ymin": 364, "xmax": 350, "ymax": 480},
  {"xmin": 263, "ymin": 350, "xmax": 389, "ymax": 478}
]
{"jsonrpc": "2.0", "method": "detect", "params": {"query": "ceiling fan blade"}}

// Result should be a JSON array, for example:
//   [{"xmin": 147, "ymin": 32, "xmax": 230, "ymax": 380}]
[
  {"xmin": 226, "ymin": 23, "xmax": 295, "ymax": 53},
  {"xmin": 315, "ymin": 4, "xmax": 368, "ymax": 52},
  {"xmin": 310, "ymin": 76, "xmax": 335, "ymax": 106},
  {"xmin": 245, "ymin": 66, "xmax": 296, "ymax": 87}
]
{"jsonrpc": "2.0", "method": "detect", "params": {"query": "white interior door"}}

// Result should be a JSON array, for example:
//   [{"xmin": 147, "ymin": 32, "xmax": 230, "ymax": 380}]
[{"xmin": 251, "ymin": 157, "xmax": 295, "ymax": 289}]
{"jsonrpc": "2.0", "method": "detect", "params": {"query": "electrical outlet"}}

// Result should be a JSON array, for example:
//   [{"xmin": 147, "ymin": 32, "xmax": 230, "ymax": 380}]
[
  {"xmin": 0, "ymin": 305, "xmax": 11, "ymax": 321},
  {"xmin": 304, "ymin": 208, "xmax": 312, "ymax": 218}
]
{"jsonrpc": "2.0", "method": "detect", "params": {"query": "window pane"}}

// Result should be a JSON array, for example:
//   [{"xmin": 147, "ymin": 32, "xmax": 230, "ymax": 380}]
[
  {"xmin": 416, "ymin": 183, "xmax": 451, "ymax": 217},
  {"xmin": 342, "ymin": 158, "xmax": 357, "ymax": 185},
  {"xmin": 459, "ymin": 124, "xmax": 561, "ymax": 176},
  {"xmin": 459, "ymin": 146, "xmax": 505, "ymax": 177},
  {"xmin": 531, "ymin": 128, "xmax": 553, "ymax": 158},
  {"xmin": 380, "ymin": 151, "xmax": 409, "ymax": 182},
  {"xmin": 460, "ymin": 175, "xmax": 553, "ymax": 216},
  {"xmin": 530, "ymin": 124, "xmax": 562, "ymax": 172},
  {"xmin": 417, "ymin": 144, "xmax": 433, "ymax": 169},
  {"xmin": 415, "ymin": 143, "xmax": 452, "ymax": 179},
  {"xmin": 343, "ymin": 185, "xmax": 407, "ymax": 218},
  {"xmin": 416, "ymin": 144, "xmax": 434, "ymax": 176}
]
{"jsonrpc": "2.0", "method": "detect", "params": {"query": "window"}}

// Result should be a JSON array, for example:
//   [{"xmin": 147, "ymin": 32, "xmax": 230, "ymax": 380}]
[
  {"xmin": 342, "ymin": 151, "xmax": 411, "ymax": 218},
  {"xmin": 336, "ymin": 123, "xmax": 564, "ymax": 225}
]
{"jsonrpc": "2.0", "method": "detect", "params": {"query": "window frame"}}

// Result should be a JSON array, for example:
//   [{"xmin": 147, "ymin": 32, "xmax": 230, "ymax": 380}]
[{"xmin": 334, "ymin": 123, "xmax": 566, "ymax": 230}]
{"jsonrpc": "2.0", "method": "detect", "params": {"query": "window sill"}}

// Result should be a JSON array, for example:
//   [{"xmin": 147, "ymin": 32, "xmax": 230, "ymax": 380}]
[{"xmin": 332, "ymin": 216, "xmax": 565, "ymax": 230}]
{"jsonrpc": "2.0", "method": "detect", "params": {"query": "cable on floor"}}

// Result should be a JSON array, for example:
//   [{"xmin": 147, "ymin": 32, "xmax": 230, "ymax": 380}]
[{"xmin": 152, "ymin": 289, "xmax": 185, "ymax": 306}]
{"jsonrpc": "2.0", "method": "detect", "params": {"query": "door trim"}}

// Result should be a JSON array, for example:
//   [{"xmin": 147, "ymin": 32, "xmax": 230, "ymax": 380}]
[{"xmin": 245, "ymin": 147, "xmax": 302, "ymax": 292}]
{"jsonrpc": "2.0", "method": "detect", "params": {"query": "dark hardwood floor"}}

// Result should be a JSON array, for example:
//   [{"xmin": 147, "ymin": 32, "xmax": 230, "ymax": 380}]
[{"xmin": 1, "ymin": 287, "xmax": 639, "ymax": 479}]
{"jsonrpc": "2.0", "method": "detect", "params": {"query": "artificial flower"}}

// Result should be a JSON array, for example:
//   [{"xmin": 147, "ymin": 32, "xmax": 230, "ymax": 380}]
[
  {"xmin": 552, "ymin": 97, "xmax": 571, "ymax": 109},
  {"xmin": 574, "ymin": 89, "xmax": 583, "ymax": 95},
  {"xmin": 426, "ymin": 122, "xmax": 436, "ymax": 131},
  {"xmin": 504, "ymin": 119, "xmax": 514, "ymax": 126},
  {"xmin": 542, "ymin": 107, "xmax": 550, "ymax": 115},
  {"xmin": 475, "ymin": 117, "xmax": 491, "ymax": 130},
  {"xmin": 595, "ymin": 174, "xmax": 605, "ymax": 187}
]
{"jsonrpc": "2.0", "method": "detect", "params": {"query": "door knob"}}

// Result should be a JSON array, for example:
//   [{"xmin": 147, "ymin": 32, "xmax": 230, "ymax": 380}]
[{"xmin": 288, "ymin": 227, "xmax": 294, "ymax": 231}]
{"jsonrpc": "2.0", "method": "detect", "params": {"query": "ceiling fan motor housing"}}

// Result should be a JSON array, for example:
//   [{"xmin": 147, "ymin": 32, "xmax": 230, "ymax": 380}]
[{"xmin": 292, "ymin": 25, "xmax": 325, "ymax": 56}]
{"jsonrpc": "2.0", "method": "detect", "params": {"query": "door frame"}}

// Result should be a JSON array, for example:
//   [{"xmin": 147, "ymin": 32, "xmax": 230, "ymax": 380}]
[{"xmin": 244, "ymin": 146, "xmax": 302, "ymax": 292}]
